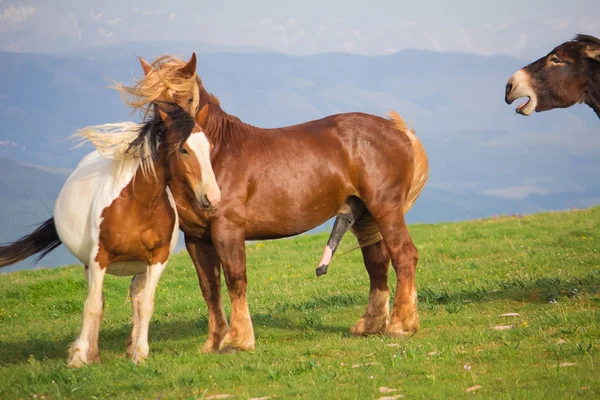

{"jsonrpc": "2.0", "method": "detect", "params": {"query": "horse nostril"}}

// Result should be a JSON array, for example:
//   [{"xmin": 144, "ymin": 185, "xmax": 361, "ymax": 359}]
[{"xmin": 200, "ymin": 194, "xmax": 211, "ymax": 209}]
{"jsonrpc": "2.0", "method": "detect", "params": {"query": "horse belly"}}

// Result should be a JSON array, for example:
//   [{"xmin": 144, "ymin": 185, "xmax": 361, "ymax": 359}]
[
  {"xmin": 244, "ymin": 163, "xmax": 351, "ymax": 239},
  {"xmin": 106, "ymin": 261, "xmax": 147, "ymax": 276}
]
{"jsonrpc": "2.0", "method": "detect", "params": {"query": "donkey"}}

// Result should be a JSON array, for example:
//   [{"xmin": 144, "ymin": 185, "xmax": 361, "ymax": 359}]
[{"xmin": 505, "ymin": 34, "xmax": 600, "ymax": 118}]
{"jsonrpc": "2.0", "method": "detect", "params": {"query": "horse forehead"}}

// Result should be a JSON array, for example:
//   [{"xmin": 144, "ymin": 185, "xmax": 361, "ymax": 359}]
[{"xmin": 186, "ymin": 131, "xmax": 210, "ymax": 152}]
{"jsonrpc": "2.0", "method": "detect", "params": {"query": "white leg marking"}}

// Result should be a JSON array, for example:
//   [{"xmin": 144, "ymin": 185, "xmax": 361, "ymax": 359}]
[
  {"xmin": 127, "ymin": 273, "xmax": 146, "ymax": 357},
  {"xmin": 68, "ymin": 261, "xmax": 106, "ymax": 368},
  {"xmin": 318, "ymin": 246, "xmax": 333, "ymax": 267},
  {"xmin": 131, "ymin": 262, "xmax": 167, "ymax": 364}
]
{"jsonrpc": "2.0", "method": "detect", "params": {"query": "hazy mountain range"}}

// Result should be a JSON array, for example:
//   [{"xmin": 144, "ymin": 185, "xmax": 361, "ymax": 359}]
[{"xmin": 0, "ymin": 41, "xmax": 598, "ymax": 272}]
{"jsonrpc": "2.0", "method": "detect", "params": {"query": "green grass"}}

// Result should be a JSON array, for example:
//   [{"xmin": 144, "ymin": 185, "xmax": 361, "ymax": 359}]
[{"xmin": 1, "ymin": 207, "xmax": 599, "ymax": 399}]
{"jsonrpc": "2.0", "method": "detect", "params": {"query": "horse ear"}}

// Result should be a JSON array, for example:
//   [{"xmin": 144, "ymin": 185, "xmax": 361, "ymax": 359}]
[
  {"xmin": 584, "ymin": 46, "xmax": 600, "ymax": 62},
  {"xmin": 178, "ymin": 52, "xmax": 197, "ymax": 77},
  {"xmin": 158, "ymin": 109, "xmax": 170, "ymax": 123},
  {"xmin": 139, "ymin": 56, "xmax": 153, "ymax": 76},
  {"xmin": 195, "ymin": 104, "xmax": 209, "ymax": 127}
]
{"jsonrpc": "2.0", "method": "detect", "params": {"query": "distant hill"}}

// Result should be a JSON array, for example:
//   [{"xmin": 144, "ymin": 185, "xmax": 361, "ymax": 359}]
[
  {"xmin": 0, "ymin": 158, "xmax": 77, "ymax": 272},
  {"xmin": 1, "ymin": 44, "xmax": 599, "ymax": 270}
]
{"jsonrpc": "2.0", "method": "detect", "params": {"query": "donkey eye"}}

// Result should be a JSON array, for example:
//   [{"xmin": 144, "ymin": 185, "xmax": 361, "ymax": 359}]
[
  {"xmin": 550, "ymin": 56, "xmax": 563, "ymax": 64},
  {"xmin": 180, "ymin": 148, "xmax": 189, "ymax": 155}
]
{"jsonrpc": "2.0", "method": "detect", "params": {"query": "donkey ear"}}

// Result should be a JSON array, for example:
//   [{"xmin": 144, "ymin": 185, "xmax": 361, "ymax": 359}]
[
  {"xmin": 178, "ymin": 52, "xmax": 197, "ymax": 77},
  {"xmin": 195, "ymin": 104, "xmax": 209, "ymax": 127},
  {"xmin": 584, "ymin": 46, "xmax": 600, "ymax": 62},
  {"xmin": 139, "ymin": 56, "xmax": 153, "ymax": 76}
]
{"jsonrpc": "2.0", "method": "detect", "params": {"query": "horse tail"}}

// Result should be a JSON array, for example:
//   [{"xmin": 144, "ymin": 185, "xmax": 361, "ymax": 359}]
[
  {"xmin": 0, "ymin": 218, "xmax": 61, "ymax": 268},
  {"xmin": 345, "ymin": 111, "xmax": 429, "ymax": 253},
  {"xmin": 386, "ymin": 110, "xmax": 430, "ymax": 214}
]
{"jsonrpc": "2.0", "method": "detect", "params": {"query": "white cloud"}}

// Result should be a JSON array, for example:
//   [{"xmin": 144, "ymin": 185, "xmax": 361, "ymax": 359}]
[
  {"xmin": 460, "ymin": 29, "xmax": 475, "ymax": 52},
  {"xmin": 106, "ymin": 17, "xmax": 122, "ymax": 25},
  {"xmin": 353, "ymin": 28, "xmax": 365, "ymax": 42},
  {"xmin": 97, "ymin": 28, "xmax": 115, "ymax": 39},
  {"xmin": 515, "ymin": 33, "xmax": 527, "ymax": 50},
  {"xmin": 484, "ymin": 185, "xmax": 549, "ymax": 200},
  {"xmin": 90, "ymin": 8, "xmax": 103, "ymax": 21},
  {"xmin": 1, "ymin": 6, "xmax": 35, "ymax": 24},
  {"xmin": 0, "ymin": 140, "xmax": 18, "ymax": 147},
  {"xmin": 133, "ymin": 7, "xmax": 168, "ymax": 16},
  {"xmin": 69, "ymin": 13, "xmax": 81, "ymax": 40},
  {"xmin": 422, "ymin": 30, "xmax": 442, "ymax": 52},
  {"xmin": 342, "ymin": 40, "xmax": 355, "ymax": 52}
]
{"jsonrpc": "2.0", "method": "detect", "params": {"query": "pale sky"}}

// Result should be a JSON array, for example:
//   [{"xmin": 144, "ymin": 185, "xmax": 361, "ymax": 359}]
[{"xmin": 1, "ymin": 0, "xmax": 599, "ymax": 57}]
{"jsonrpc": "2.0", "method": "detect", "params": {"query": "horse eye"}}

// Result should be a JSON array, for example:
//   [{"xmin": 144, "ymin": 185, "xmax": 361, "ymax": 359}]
[
  {"xmin": 180, "ymin": 148, "xmax": 189, "ymax": 155},
  {"xmin": 187, "ymin": 98, "xmax": 194, "ymax": 104}
]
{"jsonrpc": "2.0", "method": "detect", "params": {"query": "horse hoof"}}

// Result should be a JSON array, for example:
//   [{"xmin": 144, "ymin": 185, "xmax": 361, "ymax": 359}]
[
  {"xmin": 218, "ymin": 333, "xmax": 255, "ymax": 353},
  {"xmin": 385, "ymin": 323, "xmax": 417, "ymax": 338},
  {"xmin": 67, "ymin": 354, "xmax": 88, "ymax": 368},
  {"xmin": 131, "ymin": 351, "xmax": 148, "ymax": 364},
  {"xmin": 201, "ymin": 340, "xmax": 221, "ymax": 354},
  {"xmin": 315, "ymin": 265, "xmax": 328, "ymax": 276}
]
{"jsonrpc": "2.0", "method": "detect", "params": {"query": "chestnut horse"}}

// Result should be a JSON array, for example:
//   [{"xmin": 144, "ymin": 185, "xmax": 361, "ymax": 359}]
[
  {"xmin": 506, "ymin": 34, "xmax": 600, "ymax": 118},
  {"xmin": 0, "ymin": 102, "xmax": 220, "ymax": 366},
  {"xmin": 115, "ymin": 54, "xmax": 429, "ymax": 353}
]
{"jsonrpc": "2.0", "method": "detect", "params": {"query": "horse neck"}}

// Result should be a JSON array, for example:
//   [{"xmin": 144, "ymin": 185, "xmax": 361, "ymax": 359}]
[
  {"xmin": 203, "ymin": 103, "xmax": 258, "ymax": 148},
  {"xmin": 129, "ymin": 156, "xmax": 169, "ymax": 206}
]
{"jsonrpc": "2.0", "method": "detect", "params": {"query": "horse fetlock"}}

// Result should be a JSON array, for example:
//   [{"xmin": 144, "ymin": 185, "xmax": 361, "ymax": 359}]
[
  {"xmin": 351, "ymin": 313, "xmax": 388, "ymax": 336},
  {"xmin": 218, "ymin": 330, "xmax": 255, "ymax": 353},
  {"xmin": 130, "ymin": 344, "xmax": 149, "ymax": 364},
  {"xmin": 67, "ymin": 344, "xmax": 91, "ymax": 368},
  {"xmin": 386, "ymin": 313, "xmax": 419, "ymax": 337}
]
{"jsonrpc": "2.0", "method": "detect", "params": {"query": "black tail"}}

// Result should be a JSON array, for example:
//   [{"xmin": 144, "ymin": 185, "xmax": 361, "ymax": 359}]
[{"xmin": 0, "ymin": 217, "xmax": 62, "ymax": 268}]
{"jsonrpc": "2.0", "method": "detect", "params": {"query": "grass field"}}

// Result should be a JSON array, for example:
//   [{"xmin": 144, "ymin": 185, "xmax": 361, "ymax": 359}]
[{"xmin": 1, "ymin": 207, "xmax": 599, "ymax": 399}]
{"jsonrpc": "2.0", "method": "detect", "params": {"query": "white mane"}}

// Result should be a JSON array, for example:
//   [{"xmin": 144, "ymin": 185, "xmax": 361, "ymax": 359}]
[{"xmin": 72, "ymin": 122, "xmax": 157, "ymax": 178}]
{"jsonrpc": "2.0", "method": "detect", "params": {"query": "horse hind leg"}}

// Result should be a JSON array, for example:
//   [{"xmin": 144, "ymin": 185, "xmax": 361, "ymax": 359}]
[
  {"xmin": 371, "ymin": 206, "xmax": 419, "ymax": 337},
  {"xmin": 316, "ymin": 197, "xmax": 365, "ymax": 276},
  {"xmin": 349, "ymin": 213, "xmax": 391, "ymax": 336},
  {"xmin": 126, "ymin": 273, "xmax": 146, "ymax": 358},
  {"xmin": 68, "ymin": 261, "xmax": 106, "ymax": 368}
]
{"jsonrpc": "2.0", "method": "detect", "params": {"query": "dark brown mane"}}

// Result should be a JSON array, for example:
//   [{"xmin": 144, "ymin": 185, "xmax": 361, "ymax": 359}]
[{"xmin": 573, "ymin": 34, "xmax": 600, "ymax": 46}]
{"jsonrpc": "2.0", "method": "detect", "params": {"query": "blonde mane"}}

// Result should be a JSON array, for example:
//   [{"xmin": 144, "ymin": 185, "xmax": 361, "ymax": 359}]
[
  {"xmin": 111, "ymin": 55, "xmax": 220, "ymax": 117},
  {"xmin": 72, "ymin": 122, "xmax": 158, "ymax": 178}
]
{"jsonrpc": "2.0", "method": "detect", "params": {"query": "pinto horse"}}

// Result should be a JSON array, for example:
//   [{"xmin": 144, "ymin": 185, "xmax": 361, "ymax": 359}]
[
  {"xmin": 115, "ymin": 54, "xmax": 429, "ymax": 353},
  {"xmin": 506, "ymin": 34, "xmax": 600, "ymax": 118},
  {"xmin": 0, "ymin": 102, "xmax": 220, "ymax": 367}
]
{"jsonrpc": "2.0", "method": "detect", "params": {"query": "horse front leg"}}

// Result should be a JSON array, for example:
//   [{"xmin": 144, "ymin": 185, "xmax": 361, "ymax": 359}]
[
  {"xmin": 130, "ymin": 260, "xmax": 167, "ymax": 364},
  {"xmin": 186, "ymin": 235, "xmax": 229, "ymax": 353},
  {"xmin": 211, "ymin": 222, "xmax": 254, "ymax": 352},
  {"xmin": 68, "ymin": 261, "xmax": 106, "ymax": 368}
]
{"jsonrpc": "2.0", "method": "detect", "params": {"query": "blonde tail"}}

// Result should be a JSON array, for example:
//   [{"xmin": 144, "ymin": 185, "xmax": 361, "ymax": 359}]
[
  {"xmin": 345, "ymin": 111, "xmax": 429, "ymax": 253},
  {"xmin": 387, "ymin": 110, "xmax": 429, "ymax": 214}
]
